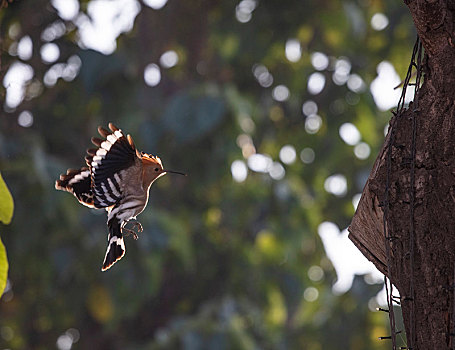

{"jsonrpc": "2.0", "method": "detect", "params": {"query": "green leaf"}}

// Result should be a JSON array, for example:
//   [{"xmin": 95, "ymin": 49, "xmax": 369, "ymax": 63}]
[
  {"xmin": 0, "ymin": 237, "xmax": 8, "ymax": 295},
  {"xmin": 0, "ymin": 173, "xmax": 14, "ymax": 225}
]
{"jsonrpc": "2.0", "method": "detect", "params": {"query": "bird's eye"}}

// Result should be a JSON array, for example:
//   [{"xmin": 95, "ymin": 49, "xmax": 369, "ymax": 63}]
[{"xmin": 155, "ymin": 168, "xmax": 159, "ymax": 171}]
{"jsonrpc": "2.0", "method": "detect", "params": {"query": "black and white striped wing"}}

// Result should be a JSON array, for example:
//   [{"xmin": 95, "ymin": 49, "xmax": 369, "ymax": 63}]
[
  {"xmin": 55, "ymin": 167, "xmax": 95, "ymax": 208},
  {"xmin": 87, "ymin": 124, "xmax": 137, "ymax": 209}
]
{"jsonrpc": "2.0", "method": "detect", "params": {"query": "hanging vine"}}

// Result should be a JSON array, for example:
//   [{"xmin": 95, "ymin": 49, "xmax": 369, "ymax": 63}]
[{"xmin": 381, "ymin": 36, "xmax": 423, "ymax": 350}]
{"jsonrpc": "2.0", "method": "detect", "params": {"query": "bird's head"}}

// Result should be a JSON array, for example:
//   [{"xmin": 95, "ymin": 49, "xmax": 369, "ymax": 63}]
[{"xmin": 140, "ymin": 151, "xmax": 185, "ymax": 188}]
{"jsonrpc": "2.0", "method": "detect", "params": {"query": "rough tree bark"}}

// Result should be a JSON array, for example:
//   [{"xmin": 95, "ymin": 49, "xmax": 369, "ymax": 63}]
[{"xmin": 349, "ymin": 1, "xmax": 455, "ymax": 349}]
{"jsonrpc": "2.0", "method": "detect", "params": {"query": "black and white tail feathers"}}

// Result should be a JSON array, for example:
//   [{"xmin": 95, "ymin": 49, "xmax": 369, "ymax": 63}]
[{"xmin": 102, "ymin": 217, "xmax": 125, "ymax": 271}]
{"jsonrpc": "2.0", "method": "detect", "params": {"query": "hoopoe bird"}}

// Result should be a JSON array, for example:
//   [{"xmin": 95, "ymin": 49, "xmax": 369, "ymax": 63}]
[{"xmin": 55, "ymin": 123, "xmax": 184, "ymax": 271}]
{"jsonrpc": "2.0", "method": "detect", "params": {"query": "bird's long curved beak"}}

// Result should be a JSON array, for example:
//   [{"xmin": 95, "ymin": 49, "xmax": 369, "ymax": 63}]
[{"xmin": 164, "ymin": 169, "xmax": 187, "ymax": 176}]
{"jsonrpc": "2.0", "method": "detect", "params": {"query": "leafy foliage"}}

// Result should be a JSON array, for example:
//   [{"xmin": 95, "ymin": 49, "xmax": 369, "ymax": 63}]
[
  {"xmin": 0, "ymin": 0, "xmax": 415, "ymax": 348},
  {"xmin": 0, "ymin": 173, "xmax": 14, "ymax": 225},
  {"xmin": 0, "ymin": 238, "xmax": 7, "ymax": 297},
  {"xmin": 0, "ymin": 173, "xmax": 13, "ymax": 295}
]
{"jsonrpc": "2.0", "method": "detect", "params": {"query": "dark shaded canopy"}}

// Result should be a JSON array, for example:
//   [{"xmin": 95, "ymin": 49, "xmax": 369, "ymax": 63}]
[{"xmin": 0, "ymin": 0, "xmax": 416, "ymax": 348}]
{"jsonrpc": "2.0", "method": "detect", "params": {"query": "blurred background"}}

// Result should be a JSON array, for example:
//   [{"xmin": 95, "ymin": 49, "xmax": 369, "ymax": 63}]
[{"xmin": 0, "ymin": 0, "xmax": 414, "ymax": 348}]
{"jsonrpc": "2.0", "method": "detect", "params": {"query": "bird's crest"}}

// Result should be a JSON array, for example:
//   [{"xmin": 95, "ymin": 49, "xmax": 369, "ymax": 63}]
[{"xmin": 140, "ymin": 152, "xmax": 163, "ymax": 168}]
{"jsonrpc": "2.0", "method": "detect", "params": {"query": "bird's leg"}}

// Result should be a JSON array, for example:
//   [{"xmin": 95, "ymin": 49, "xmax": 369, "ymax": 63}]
[
  {"xmin": 120, "ymin": 220, "xmax": 143, "ymax": 240},
  {"xmin": 130, "ymin": 219, "xmax": 143, "ymax": 233}
]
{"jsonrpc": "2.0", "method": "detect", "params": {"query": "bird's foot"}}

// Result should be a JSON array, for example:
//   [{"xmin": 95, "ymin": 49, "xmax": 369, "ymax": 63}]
[
  {"xmin": 122, "ymin": 227, "xmax": 139, "ymax": 240},
  {"xmin": 121, "ymin": 220, "xmax": 143, "ymax": 240},
  {"xmin": 131, "ymin": 220, "xmax": 143, "ymax": 233}
]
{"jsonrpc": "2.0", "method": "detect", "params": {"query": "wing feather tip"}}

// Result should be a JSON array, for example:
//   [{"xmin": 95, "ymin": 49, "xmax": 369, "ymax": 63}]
[
  {"xmin": 108, "ymin": 123, "xmax": 119, "ymax": 132},
  {"xmin": 91, "ymin": 137, "xmax": 103, "ymax": 147},
  {"xmin": 98, "ymin": 126, "xmax": 110, "ymax": 138},
  {"xmin": 87, "ymin": 148, "xmax": 97, "ymax": 156},
  {"xmin": 127, "ymin": 134, "xmax": 136, "ymax": 150}
]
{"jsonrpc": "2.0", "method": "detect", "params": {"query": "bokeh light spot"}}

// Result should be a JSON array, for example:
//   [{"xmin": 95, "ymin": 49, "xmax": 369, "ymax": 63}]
[
  {"xmin": 318, "ymin": 223, "xmax": 384, "ymax": 294},
  {"xmin": 307, "ymin": 72, "xmax": 325, "ymax": 95},
  {"xmin": 347, "ymin": 74, "xmax": 366, "ymax": 93},
  {"xmin": 41, "ymin": 20, "xmax": 66, "ymax": 42},
  {"xmin": 144, "ymin": 63, "xmax": 161, "ymax": 86},
  {"xmin": 311, "ymin": 52, "xmax": 329, "ymax": 71},
  {"xmin": 279, "ymin": 145, "xmax": 296, "ymax": 164},
  {"xmin": 8, "ymin": 22, "xmax": 21, "ymax": 40},
  {"xmin": 300, "ymin": 148, "xmax": 315, "ymax": 164},
  {"xmin": 285, "ymin": 39, "xmax": 301, "ymax": 62},
  {"xmin": 269, "ymin": 162, "xmax": 285, "ymax": 180},
  {"xmin": 339, "ymin": 123, "xmax": 361, "ymax": 146},
  {"xmin": 324, "ymin": 174, "xmax": 347, "ymax": 197},
  {"xmin": 65, "ymin": 328, "xmax": 80, "ymax": 344},
  {"xmin": 40, "ymin": 43, "xmax": 60, "ymax": 64},
  {"xmin": 143, "ymin": 0, "xmax": 168, "ymax": 10},
  {"xmin": 333, "ymin": 58, "xmax": 351, "ymax": 85},
  {"xmin": 160, "ymin": 50, "xmax": 178, "ymax": 68},
  {"xmin": 236, "ymin": 134, "xmax": 253, "ymax": 148},
  {"xmin": 303, "ymin": 287, "xmax": 319, "ymax": 302},
  {"xmin": 239, "ymin": 115, "xmax": 255, "ymax": 133},
  {"xmin": 253, "ymin": 64, "xmax": 274, "ymax": 87},
  {"xmin": 62, "ymin": 55, "xmax": 82, "ymax": 82},
  {"xmin": 371, "ymin": 13, "xmax": 389, "ymax": 31},
  {"xmin": 248, "ymin": 154, "xmax": 272, "ymax": 173},
  {"xmin": 354, "ymin": 142, "xmax": 371, "ymax": 159},
  {"xmin": 305, "ymin": 115, "xmax": 322, "ymax": 134},
  {"xmin": 75, "ymin": 0, "xmax": 141, "ymax": 55},
  {"xmin": 231, "ymin": 160, "xmax": 248, "ymax": 182},
  {"xmin": 370, "ymin": 61, "xmax": 411, "ymax": 111},
  {"xmin": 17, "ymin": 36, "xmax": 33, "ymax": 61},
  {"xmin": 3, "ymin": 62, "xmax": 34, "ymax": 109},
  {"xmin": 302, "ymin": 100, "xmax": 318, "ymax": 116},
  {"xmin": 272, "ymin": 85, "xmax": 290, "ymax": 102},
  {"xmin": 18, "ymin": 110, "xmax": 33, "ymax": 127},
  {"xmin": 51, "ymin": 0, "xmax": 80, "ymax": 20},
  {"xmin": 56, "ymin": 334, "xmax": 73, "ymax": 350},
  {"xmin": 235, "ymin": 0, "xmax": 257, "ymax": 23},
  {"xmin": 308, "ymin": 265, "xmax": 324, "ymax": 282}
]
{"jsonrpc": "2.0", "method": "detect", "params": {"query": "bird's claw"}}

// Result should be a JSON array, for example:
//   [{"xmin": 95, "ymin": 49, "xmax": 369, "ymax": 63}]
[
  {"xmin": 122, "ymin": 227, "xmax": 139, "ymax": 240},
  {"xmin": 121, "ymin": 220, "xmax": 143, "ymax": 240},
  {"xmin": 132, "ymin": 221, "xmax": 143, "ymax": 233}
]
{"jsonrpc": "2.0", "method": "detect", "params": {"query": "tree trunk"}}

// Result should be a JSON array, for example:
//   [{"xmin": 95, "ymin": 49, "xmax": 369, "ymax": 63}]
[{"xmin": 349, "ymin": 1, "xmax": 455, "ymax": 349}]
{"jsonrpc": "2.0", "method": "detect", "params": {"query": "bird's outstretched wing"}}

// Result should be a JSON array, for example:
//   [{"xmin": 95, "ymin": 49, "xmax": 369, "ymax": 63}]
[
  {"xmin": 86, "ymin": 123, "xmax": 138, "ymax": 209},
  {"xmin": 55, "ymin": 167, "xmax": 94, "ymax": 208}
]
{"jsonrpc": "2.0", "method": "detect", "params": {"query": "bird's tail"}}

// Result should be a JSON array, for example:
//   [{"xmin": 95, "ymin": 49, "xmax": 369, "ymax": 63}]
[{"xmin": 101, "ymin": 217, "xmax": 125, "ymax": 271}]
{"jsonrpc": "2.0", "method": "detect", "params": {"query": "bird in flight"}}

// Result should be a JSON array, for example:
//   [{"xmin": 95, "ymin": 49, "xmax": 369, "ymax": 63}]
[{"xmin": 55, "ymin": 123, "xmax": 185, "ymax": 271}]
